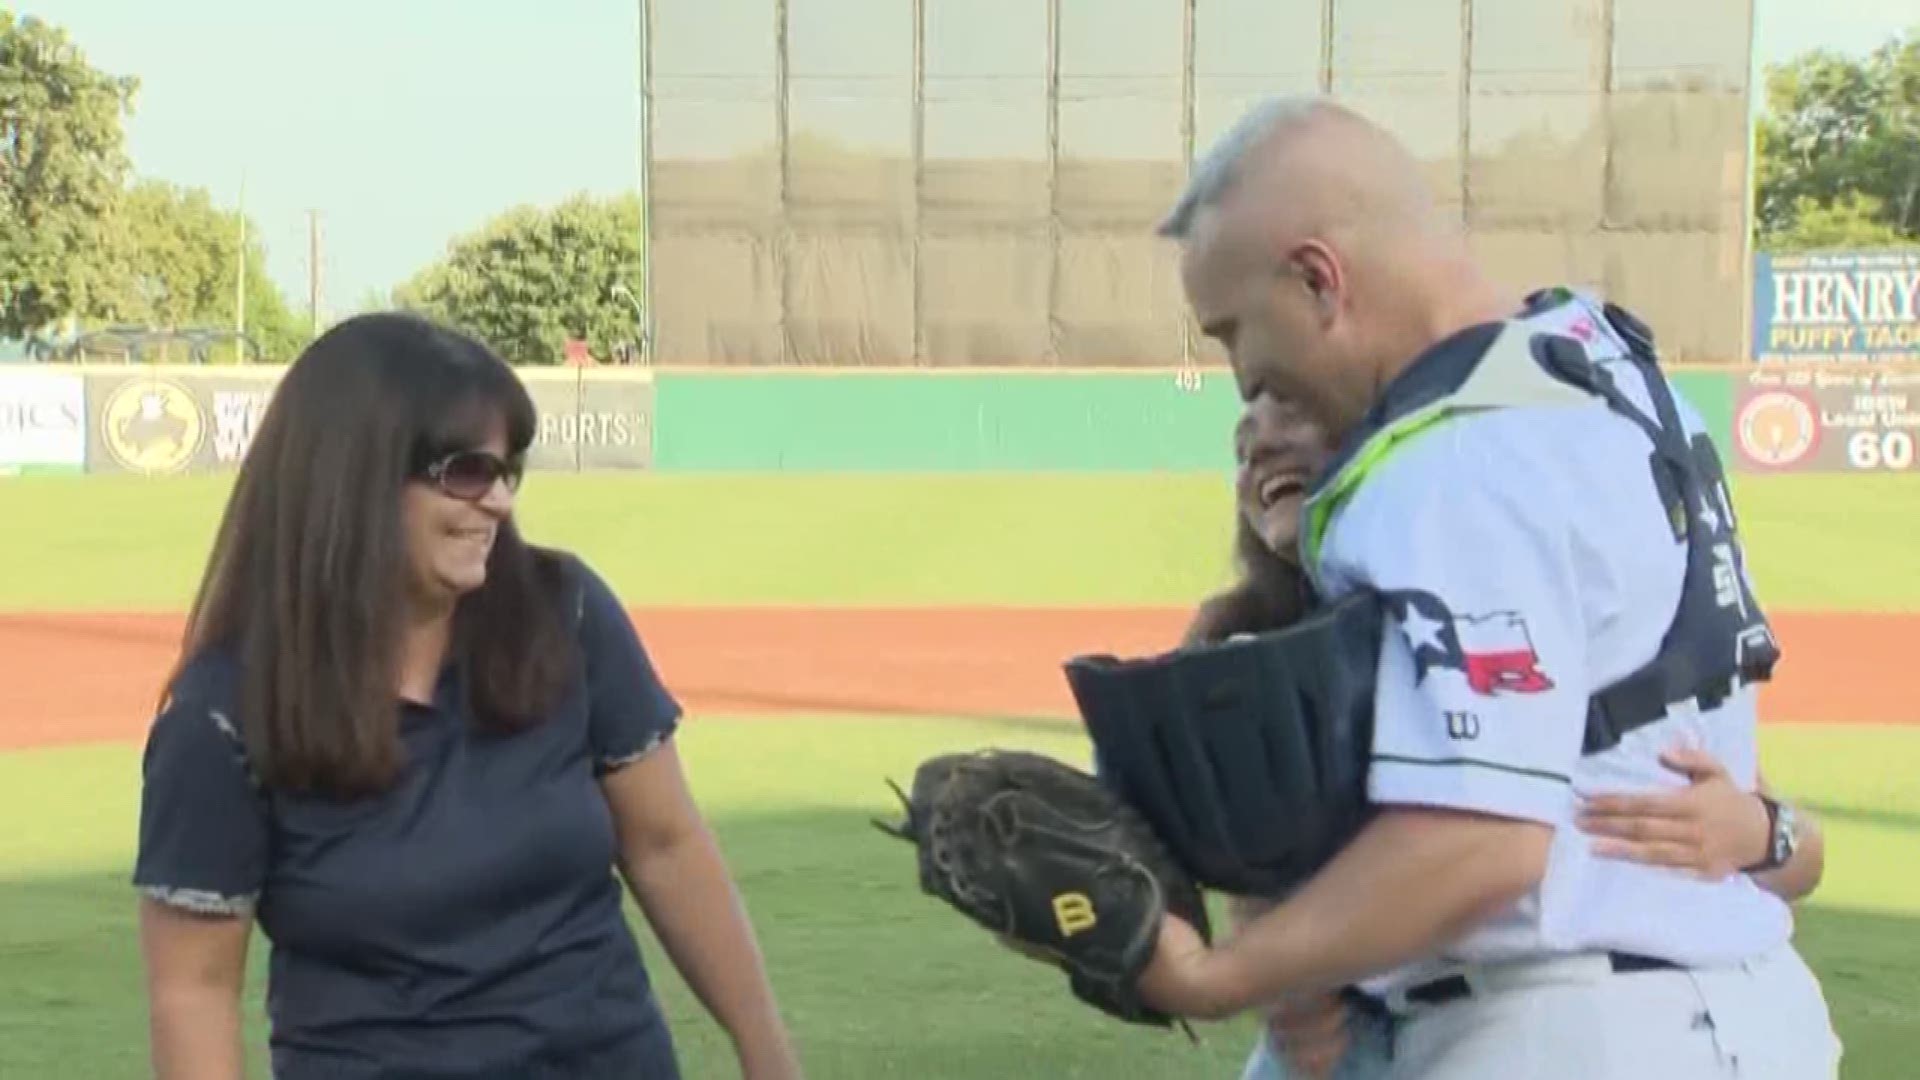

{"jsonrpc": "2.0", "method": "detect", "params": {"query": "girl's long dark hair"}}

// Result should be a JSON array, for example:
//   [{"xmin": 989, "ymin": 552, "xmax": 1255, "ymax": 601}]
[
  {"xmin": 1183, "ymin": 513, "xmax": 1314, "ymax": 646},
  {"xmin": 166, "ymin": 312, "xmax": 576, "ymax": 799}
]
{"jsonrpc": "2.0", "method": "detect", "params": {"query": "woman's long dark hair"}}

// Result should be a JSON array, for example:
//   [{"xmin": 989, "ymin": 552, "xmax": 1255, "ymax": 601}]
[
  {"xmin": 166, "ymin": 312, "xmax": 576, "ymax": 798},
  {"xmin": 1183, "ymin": 513, "xmax": 1314, "ymax": 646}
]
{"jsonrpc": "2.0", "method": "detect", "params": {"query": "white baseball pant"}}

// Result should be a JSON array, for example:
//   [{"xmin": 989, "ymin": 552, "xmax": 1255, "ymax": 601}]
[{"xmin": 1368, "ymin": 943, "xmax": 1842, "ymax": 1080}]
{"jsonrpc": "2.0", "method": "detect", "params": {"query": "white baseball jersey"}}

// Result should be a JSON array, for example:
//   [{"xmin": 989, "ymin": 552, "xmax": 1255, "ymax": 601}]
[{"xmin": 1305, "ymin": 299, "xmax": 1794, "ymax": 999}]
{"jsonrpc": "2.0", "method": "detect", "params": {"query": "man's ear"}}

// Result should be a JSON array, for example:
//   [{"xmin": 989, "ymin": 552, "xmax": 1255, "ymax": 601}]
[{"xmin": 1290, "ymin": 241, "xmax": 1344, "ymax": 324}]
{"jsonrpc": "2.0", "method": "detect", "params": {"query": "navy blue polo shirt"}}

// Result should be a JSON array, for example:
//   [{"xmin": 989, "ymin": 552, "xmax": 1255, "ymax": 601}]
[{"xmin": 132, "ymin": 555, "xmax": 685, "ymax": 1079}]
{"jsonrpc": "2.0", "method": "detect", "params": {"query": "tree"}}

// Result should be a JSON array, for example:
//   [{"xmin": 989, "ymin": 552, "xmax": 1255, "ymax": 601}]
[
  {"xmin": 1756, "ymin": 26, "xmax": 1920, "ymax": 250},
  {"xmin": 88, "ymin": 180, "xmax": 312, "ymax": 362},
  {"xmin": 1767, "ymin": 192, "xmax": 1908, "ymax": 252},
  {"xmin": 394, "ymin": 193, "xmax": 645, "ymax": 365},
  {"xmin": 92, "ymin": 182, "xmax": 234, "ymax": 329},
  {"xmin": 0, "ymin": 11, "xmax": 139, "ymax": 337}
]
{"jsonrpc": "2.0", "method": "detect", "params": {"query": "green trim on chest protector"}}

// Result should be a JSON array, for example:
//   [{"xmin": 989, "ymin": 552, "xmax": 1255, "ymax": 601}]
[{"xmin": 1299, "ymin": 320, "xmax": 1598, "ymax": 574}]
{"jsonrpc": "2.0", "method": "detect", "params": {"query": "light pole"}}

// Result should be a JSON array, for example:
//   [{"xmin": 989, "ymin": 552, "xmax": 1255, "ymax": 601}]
[
  {"xmin": 610, "ymin": 283, "xmax": 647, "ymax": 365},
  {"xmin": 636, "ymin": 0, "xmax": 657, "ymax": 366}
]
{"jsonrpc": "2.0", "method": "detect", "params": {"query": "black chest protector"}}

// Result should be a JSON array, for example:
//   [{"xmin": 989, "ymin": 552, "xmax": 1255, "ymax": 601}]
[{"xmin": 1061, "ymin": 291, "xmax": 1782, "ymax": 899}]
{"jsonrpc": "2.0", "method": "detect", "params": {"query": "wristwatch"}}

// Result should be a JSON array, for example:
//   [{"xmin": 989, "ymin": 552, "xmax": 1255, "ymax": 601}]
[{"xmin": 1747, "ymin": 795, "xmax": 1800, "ymax": 873}]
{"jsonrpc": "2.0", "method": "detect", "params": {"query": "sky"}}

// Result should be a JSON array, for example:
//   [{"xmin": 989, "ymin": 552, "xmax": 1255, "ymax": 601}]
[{"xmin": 29, "ymin": 0, "xmax": 1917, "ymax": 321}]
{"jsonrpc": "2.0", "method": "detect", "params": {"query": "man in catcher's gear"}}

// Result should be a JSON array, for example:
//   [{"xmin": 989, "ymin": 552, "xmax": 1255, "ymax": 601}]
[
  {"xmin": 1103, "ymin": 96, "xmax": 1841, "ymax": 1078},
  {"xmin": 1198, "ymin": 392, "xmax": 1832, "ymax": 1080}
]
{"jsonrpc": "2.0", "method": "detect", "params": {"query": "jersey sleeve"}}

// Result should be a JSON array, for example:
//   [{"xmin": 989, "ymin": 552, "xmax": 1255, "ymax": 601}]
[
  {"xmin": 1336, "ymin": 438, "xmax": 1592, "ymax": 825},
  {"xmin": 575, "ymin": 559, "xmax": 684, "ymax": 775},
  {"xmin": 131, "ymin": 691, "xmax": 270, "ymax": 917}
]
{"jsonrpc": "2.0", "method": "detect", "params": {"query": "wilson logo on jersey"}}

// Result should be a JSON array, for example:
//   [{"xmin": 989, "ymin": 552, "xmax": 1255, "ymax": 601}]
[{"xmin": 1386, "ymin": 589, "xmax": 1555, "ymax": 696}]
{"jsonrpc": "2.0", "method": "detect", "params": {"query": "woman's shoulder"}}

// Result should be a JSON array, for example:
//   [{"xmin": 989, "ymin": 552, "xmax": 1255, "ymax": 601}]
[
  {"xmin": 532, "ymin": 546, "xmax": 621, "ymax": 623},
  {"xmin": 145, "ymin": 643, "xmax": 258, "ymax": 785},
  {"xmin": 162, "ymin": 642, "xmax": 244, "ymax": 715}
]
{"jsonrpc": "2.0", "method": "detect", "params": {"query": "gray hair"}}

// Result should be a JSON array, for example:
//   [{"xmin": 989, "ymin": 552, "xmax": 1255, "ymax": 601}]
[{"xmin": 1156, "ymin": 94, "xmax": 1340, "ymax": 240}]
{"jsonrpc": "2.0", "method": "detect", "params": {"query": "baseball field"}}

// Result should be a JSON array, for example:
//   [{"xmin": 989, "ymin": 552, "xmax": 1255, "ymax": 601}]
[{"xmin": 0, "ymin": 468, "xmax": 1914, "ymax": 1078}]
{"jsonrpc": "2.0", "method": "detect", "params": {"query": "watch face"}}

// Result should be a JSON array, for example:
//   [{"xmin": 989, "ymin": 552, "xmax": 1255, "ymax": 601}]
[{"xmin": 1775, "ymin": 805, "xmax": 1800, "ymax": 861}]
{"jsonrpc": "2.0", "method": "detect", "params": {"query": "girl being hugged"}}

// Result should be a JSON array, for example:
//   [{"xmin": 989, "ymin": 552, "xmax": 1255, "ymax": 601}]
[{"xmin": 133, "ymin": 313, "xmax": 800, "ymax": 1079}]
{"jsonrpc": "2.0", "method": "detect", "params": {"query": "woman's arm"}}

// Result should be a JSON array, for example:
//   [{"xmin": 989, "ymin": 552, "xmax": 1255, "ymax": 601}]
[
  {"xmin": 139, "ymin": 897, "xmax": 253, "ymax": 1080},
  {"xmin": 601, "ymin": 741, "xmax": 801, "ymax": 1080},
  {"xmin": 1750, "ymin": 770, "xmax": 1825, "ymax": 902},
  {"xmin": 1225, "ymin": 894, "xmax": 1350, "ymax": 1080},
  {"xmin": 133, "ymin": 679, "xmax": 274, "ymax": 1080},
  {"xmin": 1576, "ymin": 746, "xmax": 1825, "ymax": 901},
  {"xmin": 569, "ymin": 559, "xmax": 797, "ymax": 1075}
]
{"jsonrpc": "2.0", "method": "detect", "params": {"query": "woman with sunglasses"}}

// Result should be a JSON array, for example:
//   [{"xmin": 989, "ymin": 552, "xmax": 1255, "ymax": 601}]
[
  {"xmin": 1197, "ymin": 390, "xmax": 1828, "ymax": 1080},
  {"xmin": 132, "ymin": 313, "xmax": 801, "ymax": 1079}
]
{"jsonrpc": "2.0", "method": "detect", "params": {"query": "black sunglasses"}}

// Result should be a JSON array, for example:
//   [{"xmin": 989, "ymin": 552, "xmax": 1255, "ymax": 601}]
[{"xmin": 418, "ymin": 449, "xmax": 524, "ymax": 501}]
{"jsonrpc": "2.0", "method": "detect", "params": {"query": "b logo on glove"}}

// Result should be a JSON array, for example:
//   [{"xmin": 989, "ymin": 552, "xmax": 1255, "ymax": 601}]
[{"xmin": 1053, "ymin": 892, "xmax": 1098, "ymax": 937}]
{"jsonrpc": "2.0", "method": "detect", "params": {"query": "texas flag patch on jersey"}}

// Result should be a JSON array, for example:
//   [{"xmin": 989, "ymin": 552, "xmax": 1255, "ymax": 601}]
[{"xmin": 1386, "ymin": 589, "xmax": 1555, "ymax": 696}]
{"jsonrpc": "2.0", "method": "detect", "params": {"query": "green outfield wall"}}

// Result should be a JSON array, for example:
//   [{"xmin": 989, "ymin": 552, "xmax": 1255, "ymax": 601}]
[
  {"xmin": 651, "ymin": 369, "xmax": 1246, "ymax": 472},
  {"xmin": 4, "ymin": 363, "xmax": 1754, "ymax": 476},
  {"xmin": 1671, "ymin": 372, "xmax": 1733, "ymax": 453},
  {"xmin": 651, "ymin": 369, "xmax": 1733, "ymax": 472}
]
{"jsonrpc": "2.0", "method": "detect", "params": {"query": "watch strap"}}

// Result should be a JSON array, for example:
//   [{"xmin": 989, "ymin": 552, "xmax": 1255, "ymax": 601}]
[{"xmin": 1745, "ymin": 794, "xmax": 1788, "ymax": 873}]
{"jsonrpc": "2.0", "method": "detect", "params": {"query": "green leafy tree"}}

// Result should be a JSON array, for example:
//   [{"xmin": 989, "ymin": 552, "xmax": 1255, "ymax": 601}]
[
  {"xmin": 228, "ymin": 241, "xmax": 312, "ymax": 364},
  {"xmin": 395, "ymin": 193, "xmax": 645, "ymax": 365},
  {"xmin": 1756, "ymin": 26, "xmax": 1920, "ymax": 249},
  {"xmin": 0, "ymin": 11, "xmax": 139, "ymax": 337},
  {"xmin": 89, "ymin": 180, "xmax": 312, "ymax": 362},
  {"xmin": 1768, "ymin": 192, "xmax": 1908, "ymax": 251},
  {"xmin": 93, "ymin": 181, "xmax": 233, "ymax": 328}
]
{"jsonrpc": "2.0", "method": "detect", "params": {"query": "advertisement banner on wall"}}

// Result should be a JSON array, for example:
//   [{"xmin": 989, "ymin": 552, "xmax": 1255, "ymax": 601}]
[
  {"xmin": 568, "ymin": 375, "xmax": 655, "ymax": 470},
  {"xmin": 84, "ymin": 369, "xmax": 282, "ymax": 475},
  {"xmin": 1751, "ymin": 249, "xmax": 1920, "ymax": 364},
  {"xmin": 0, "ymin": 369, "xmax": 87, "ymax": 474},
  {"xmin": 80, "ymin": 366, "xmax": 655, "ymax": 475},
  {"xmin": 517, "ymin": 371, "xmax": 656, "ymax": 471},
  {"xmin": 521, "ymin": 373, "xmax": 583, "ymax": 471},
  {"xmin": 512, "ymin": 371, "xmax": 655, "ymax": 471},
  {"xmin": 1731, "ymin": 366, "xmax": 1920, "ymax": 473}
]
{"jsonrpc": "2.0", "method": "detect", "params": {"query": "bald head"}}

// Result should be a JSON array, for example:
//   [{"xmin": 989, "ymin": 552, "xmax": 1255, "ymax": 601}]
[
  {"xmin": 1160, "ymin": 96, "xmax": 1454, "ymax": 268},
  {"xmin": 1161, "ymin": 96, "xmax": 1510, "ymax": 441}
]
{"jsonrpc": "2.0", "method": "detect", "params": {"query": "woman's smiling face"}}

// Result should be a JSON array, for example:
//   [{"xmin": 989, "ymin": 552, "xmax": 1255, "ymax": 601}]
[{"xmin": 1233, "ymin": 391, "xmax": 1334, "ymax": 560}]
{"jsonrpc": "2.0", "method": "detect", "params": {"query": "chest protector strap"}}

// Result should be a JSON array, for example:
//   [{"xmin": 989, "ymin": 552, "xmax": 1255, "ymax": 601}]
[{"xmin": 1537, "ymin": 300, "xmax": 1782, "ymax": 752}]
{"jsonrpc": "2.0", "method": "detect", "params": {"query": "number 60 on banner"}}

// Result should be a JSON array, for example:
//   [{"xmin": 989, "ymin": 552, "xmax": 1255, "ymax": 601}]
[{"xmin": 1847, "ymin": 430, "xmax": 1916, "ymax": 470}]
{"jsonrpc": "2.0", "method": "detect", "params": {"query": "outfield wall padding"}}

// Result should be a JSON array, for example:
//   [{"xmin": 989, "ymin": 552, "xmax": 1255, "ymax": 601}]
[
  {"xmin": 7, "ymin": 363, "xmax": 1746, "ymax": 476},
  {"xmin": 652, "ymin": 368, "xmax": 1737, "ymax": 472},
  {"xmin": 1671, "ymin": 371, "xmax": 1732, "ymax": 451},
  {"xmin": 651, "ymin": 369, "xmax": 1246, "ymax": 471}
]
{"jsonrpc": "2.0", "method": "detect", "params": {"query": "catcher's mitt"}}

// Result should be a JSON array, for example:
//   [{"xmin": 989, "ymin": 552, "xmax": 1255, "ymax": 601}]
[{"xmin": 872, "ymin": 748, "xmax": 1212, "ymax": 1030}]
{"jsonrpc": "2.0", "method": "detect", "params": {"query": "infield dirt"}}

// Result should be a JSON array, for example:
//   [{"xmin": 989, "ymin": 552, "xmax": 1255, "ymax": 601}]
[{"xmin": 0, "ymin": 608, "xmax": 1908, "ymax": 751}]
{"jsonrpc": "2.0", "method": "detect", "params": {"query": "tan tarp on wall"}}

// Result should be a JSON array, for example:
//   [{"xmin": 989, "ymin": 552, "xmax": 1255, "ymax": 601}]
[{"xmin": 643, "ymin": 0, "xmax": 1754, "ymax": 367}]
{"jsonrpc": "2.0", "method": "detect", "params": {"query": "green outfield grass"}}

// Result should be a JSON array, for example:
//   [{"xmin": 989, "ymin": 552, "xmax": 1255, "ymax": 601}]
[
  {"xmin": 0, "ymin": 717, "xmax": 1913, "ymax": 1079},
  {"xmin": 1, "ymin": 470, "xmax": 1917, "ymax": 610}
]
